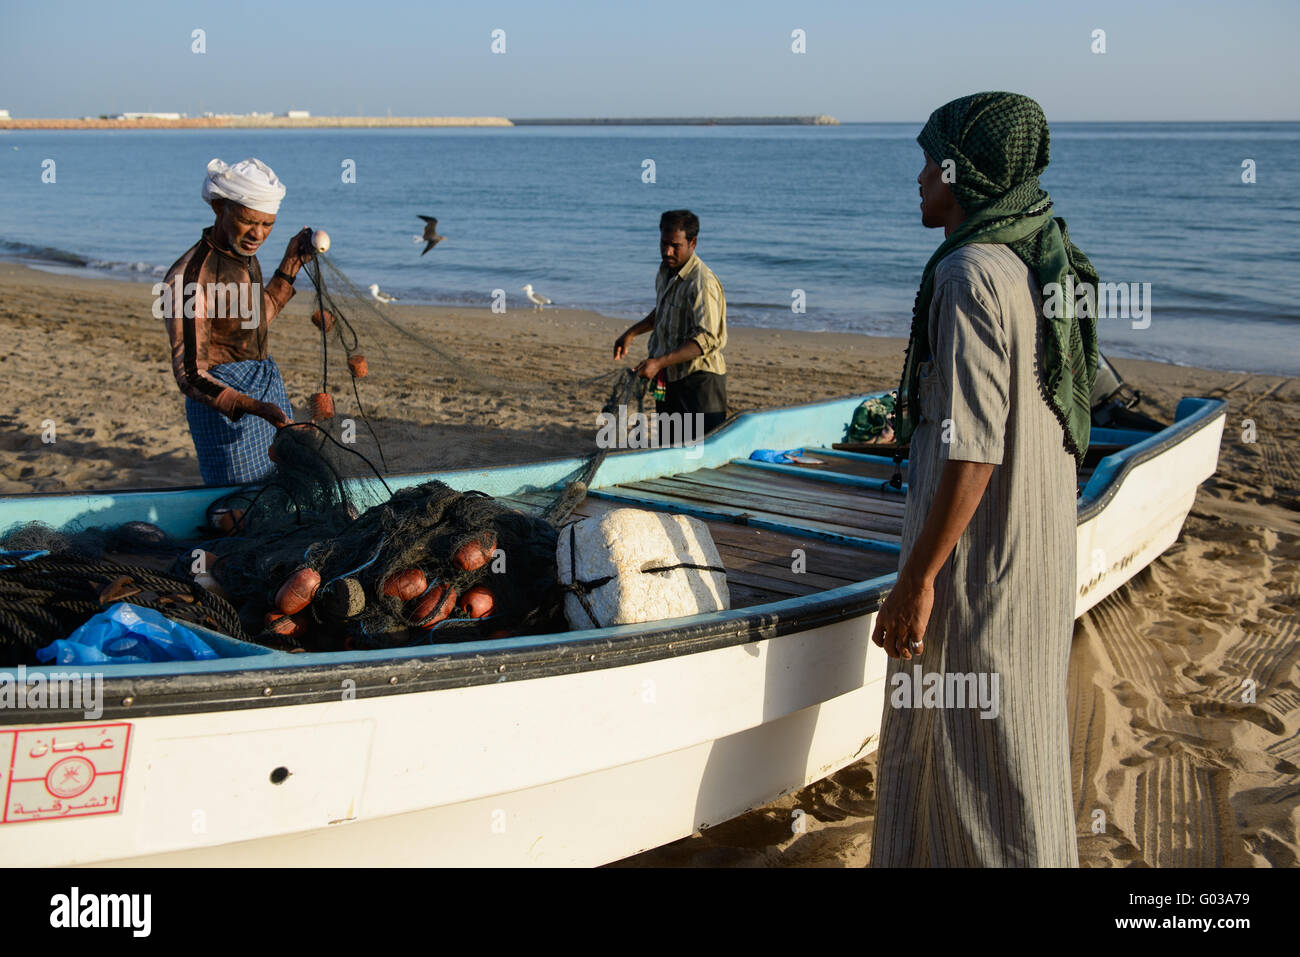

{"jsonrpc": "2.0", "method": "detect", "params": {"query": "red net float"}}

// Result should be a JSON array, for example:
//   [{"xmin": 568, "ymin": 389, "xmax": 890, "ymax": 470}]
[
  {"xmin": 275, "ymin": 567, "xmax": 321, "ymax": 615},
  {"xmin": 409, "ymin": 583, "xmax": 456, "ymax": 629},
  {"xmin": 311, "ymin": 308, "xmax": 335, "ymax": 332},
  {"xmin": 309, "ymin": 392, "xmax": 334, "ymax": 420},
  {"xmin": 458, "ymin": 585, "xmax": 495, "ymax": 619},
  {"xmin": 453, "ymin": 533, "xmax": 497, "ymax": 572},
  {"xmin": 347, "ymin": 354, "xmax": 368, "ymax": 378},
  {"xmin": 381, "ymin": 568, "xmax": 427, "ymax": 601}
]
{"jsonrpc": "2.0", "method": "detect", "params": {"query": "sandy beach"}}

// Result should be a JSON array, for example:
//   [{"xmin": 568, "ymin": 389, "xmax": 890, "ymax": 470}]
[{"xmin": 1, "ymin": 260, "xmax": 1297, "ymax": 867}]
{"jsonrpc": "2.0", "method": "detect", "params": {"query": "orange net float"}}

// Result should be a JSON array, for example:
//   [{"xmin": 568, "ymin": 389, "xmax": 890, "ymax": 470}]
[
  {"xmin": 347, "ymin": 354, "xmax": 368, "ymax": 378},
  {"xmin": 458, "ymin": 585, "xmax": 495, "ymax": 619},
  {"xmin": 274, "ymin": 567, "xmax": 321, "ymax": 615},
  {"xmin": 381, "ymin": 568, "xmax": 427, "ymax": 601},
  {"xmin": 309, "ymin": 392, "xmax": 335, "ymax": 420},
  {"xmin": 311, "ymin": 308, "xmax": 335, "ymax": 332},
  {"xmin": 453, "ymin": 532, "xmax": 497, "ymax": 571},
  {"xmin": 409, "ymin": 583, "xmax": 457, "ymax": 629}
]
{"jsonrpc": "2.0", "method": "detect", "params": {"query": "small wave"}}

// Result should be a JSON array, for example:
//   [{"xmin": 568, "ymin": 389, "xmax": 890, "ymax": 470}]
[
  {"xmin": 0, "ymin": 239, "xmax": 166, "ymax": 279},
  {"xmin": 87, "ymin": 259, "xmax": 168, "ymax": 277},
  {"xmin": 0, "ymin": 239, "xmax": 89, "ymax": 267}
]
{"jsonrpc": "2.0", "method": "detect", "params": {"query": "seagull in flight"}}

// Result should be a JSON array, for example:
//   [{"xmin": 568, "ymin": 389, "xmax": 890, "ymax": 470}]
[
  {"xmin": 415, "ymin": 215, "xmax": 446, "ymax": 256},
  {"xmin": 368, "ymin": 283, "xmax": 398, "ymax": 304},
  {"xmin": 522, "ymin": 284, "xmax": 552, "ymax": 311}
]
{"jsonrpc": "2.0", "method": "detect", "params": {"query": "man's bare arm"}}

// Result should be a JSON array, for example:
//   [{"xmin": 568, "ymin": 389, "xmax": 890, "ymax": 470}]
[
  {"xmin": 614, "ymin": 310, "xmax": 656, "ymax": 360},
  {"xmin": 871, "ymin": 458, "xmax": 995, "ymax": 659},
  {"xmin": 634, "ymin": 340, "xmax": 701, "ymax": 379}
]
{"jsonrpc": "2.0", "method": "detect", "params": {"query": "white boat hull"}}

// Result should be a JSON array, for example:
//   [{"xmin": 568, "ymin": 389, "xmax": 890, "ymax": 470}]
[
  {"xmin": 8, "ymin": 610, "xmax": 886, "ymax": 867},
  {"xmin": 0, "ymin": 394, "xmax": 1226, "ymax": 866}
]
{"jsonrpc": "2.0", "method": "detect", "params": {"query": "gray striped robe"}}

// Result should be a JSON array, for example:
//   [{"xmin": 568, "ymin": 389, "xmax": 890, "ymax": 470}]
[{"xmin": 871, "ymin": 244, "xmax": 1079, "ymax": 867}]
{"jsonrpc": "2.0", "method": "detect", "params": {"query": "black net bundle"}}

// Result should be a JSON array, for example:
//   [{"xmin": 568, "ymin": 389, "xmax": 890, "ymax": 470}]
[
  {"xmin": 195, "ymin": 425, "xmax": 566, "ymax": 649},
  {"xmin": 176, "ymin": 354, "xmax": 647, "ymax": 650}
]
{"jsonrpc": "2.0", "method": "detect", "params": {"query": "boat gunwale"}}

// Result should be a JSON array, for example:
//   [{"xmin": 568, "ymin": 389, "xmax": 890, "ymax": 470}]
[
  {"xmin": 0, "ymin": 391, "xmax": 863, "ymax": 502},
  {"xmin": 0, "ymin": 575, "xmax": 893, "ymax": 724},
  {"xmin": 1076, "ymin": 396, "xmax": 1226, "ymax": 522},
  {"xmin": 0, "ymin": 394, "xmax": 1225, "ymax": 724}
]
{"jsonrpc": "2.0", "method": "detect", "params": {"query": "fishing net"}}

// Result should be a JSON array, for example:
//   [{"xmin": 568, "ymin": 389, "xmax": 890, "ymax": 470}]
[
  {"xmin": 282, "ymin": 252, "xmax": 641, "ymax": 478},
  {"xmin": 198, "ymin": 433, "xmax": 567, "ymax": 651},
  {"xmin": 2, "ymin": 250, "xmax": 659, "ymax": 659}
]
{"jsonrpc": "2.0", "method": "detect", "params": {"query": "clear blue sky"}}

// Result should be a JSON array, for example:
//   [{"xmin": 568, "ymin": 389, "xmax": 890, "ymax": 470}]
[{"xmin": 2, "ymin": 0, "xmax": 1296, "ymax": 121}]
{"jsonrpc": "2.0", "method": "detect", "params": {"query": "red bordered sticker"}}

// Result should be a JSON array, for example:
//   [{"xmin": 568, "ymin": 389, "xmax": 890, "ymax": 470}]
[{"xmin": 1, "ymin": 723, "xmax": 131, "ymax": 824}]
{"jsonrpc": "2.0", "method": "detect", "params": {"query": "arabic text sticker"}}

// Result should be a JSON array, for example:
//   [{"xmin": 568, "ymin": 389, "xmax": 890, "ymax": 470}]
[{"xmin": 3, "ymin": 723, "xmax": 131, "ymax": 824}]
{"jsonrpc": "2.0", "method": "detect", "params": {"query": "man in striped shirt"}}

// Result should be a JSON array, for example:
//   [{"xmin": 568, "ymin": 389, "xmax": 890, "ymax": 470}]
[
  {"xmin": 161, "ymin": 158, "xmax": 314, "ymax": 485},
  {"xmin": 614, "ymin": 209, "xmax": 728, "ymax": 440}
]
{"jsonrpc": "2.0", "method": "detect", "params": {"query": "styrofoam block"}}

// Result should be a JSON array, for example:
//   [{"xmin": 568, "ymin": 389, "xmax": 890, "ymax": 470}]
[{"xmin": 556, "ymin": 508, "xmax": 730, "ymax": 629}]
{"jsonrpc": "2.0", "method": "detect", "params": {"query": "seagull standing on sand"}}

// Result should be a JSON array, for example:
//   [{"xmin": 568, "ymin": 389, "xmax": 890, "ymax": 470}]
[
  {"xmin": 368, "ymin": 283, "xmax": 398, "ymax": 304},
  {"xmin": 522, "ymin": 284, "xmax": 552, "ymax": 311},
  {"xmin": 415, "ymin": 215, "xmax": 446, "ymax": 255}
]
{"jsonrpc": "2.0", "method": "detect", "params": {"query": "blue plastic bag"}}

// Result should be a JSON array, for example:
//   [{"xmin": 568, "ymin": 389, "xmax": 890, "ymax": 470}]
[
  {"xmin": 0, "ymin": 549, "xmax": 49, "ymax": 570},
  {"xmin": 36, "ymin": 603, "xmax": 220, "ymax": 665},
  {"xmin": 749, "ymin": 448, "xmax": 805, "ymax": 464}
]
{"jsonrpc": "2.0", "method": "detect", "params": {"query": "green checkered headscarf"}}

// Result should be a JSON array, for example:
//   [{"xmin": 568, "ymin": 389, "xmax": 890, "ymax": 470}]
[{"xmin": 892, "ymin": 91, "xmax": 1099, "ymax": 466}]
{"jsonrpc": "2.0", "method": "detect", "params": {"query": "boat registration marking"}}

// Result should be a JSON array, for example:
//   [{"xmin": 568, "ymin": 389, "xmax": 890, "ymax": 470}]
[{"xmin": 0, "ymin": 723, "xmax": 131, "ymax": 824}]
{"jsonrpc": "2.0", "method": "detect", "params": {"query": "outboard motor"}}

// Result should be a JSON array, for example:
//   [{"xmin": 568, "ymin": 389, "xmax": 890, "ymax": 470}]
[{"xmin": 1090, "ymin": 353, "xmax": 1166, "ymax": 431}]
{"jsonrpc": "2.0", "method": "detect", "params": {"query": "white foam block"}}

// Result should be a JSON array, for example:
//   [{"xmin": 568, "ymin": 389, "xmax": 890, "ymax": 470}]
[{"xmin": 556, "ymin": 508, "xmax": 730, "ymax": 629}]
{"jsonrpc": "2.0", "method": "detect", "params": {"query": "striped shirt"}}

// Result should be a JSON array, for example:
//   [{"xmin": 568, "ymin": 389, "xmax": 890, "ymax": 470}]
[
  {"xmin": 646, "ymin": 253, "xmax": 727, "ymax": 382},
  {"xmin": 162, "ymin": 227, "xmax": 295, "ymax": 420}
]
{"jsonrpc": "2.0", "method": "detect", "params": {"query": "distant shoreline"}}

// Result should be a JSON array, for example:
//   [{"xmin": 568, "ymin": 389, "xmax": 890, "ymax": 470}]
[
  {"xmin": 0, "ymin": 116, "xmax": 513, "ymax": 131},
  {"xmin": 510, "ymin": 115, "xmax": 839, "ymax": 126},
  {"xmin": 0, "ymin": 114, "xmax": 839, "ymax": 131}
]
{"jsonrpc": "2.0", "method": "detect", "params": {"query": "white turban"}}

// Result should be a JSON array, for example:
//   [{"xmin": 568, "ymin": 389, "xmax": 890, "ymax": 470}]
[{"xmin": 201, "ymin": 157, "xmax": 286, "ymax": 215}]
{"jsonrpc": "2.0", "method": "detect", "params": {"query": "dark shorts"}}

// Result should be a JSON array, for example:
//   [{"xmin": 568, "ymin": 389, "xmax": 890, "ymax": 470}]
[{"xmin": 656, "ymin": 370, "xmax": 727, "ymax": 442}]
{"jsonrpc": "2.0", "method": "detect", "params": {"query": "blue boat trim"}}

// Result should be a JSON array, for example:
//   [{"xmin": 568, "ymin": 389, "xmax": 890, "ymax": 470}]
[
  {"xmin": 1078, "ymin": 396, "xmax": 1226, "ymax": 518},
  {"xmin": 731, "ymin": 457, "xmax": 908, "ymax": 494},
  {"xmin": 806, "ymin": 446, "xmax": 909, "ymax": 467},
  {"xmin": 1089, "ymin": 425, "xmax": 1161, "ymax": 446},
  {"xmin": 587, "ymin": 487, "xmax": 902, "ymax": 554}
]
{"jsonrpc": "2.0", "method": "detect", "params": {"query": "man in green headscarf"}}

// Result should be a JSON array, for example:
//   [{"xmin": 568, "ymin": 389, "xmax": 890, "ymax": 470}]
[{"xmin": 869, "ymin": 92, "xmax": 1097, "ymax": 867}]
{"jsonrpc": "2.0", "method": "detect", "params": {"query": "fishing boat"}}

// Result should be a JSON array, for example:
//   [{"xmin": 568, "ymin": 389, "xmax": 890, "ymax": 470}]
[{"xmin": 0, "ymin": 388, "xmax": 1226, "ymax": 866}]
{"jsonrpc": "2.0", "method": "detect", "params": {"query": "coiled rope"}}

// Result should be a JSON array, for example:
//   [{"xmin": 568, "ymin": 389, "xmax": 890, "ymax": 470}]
[{"xmin": 0, "ymin": 554, "xmax": 248, "ymax": 662}]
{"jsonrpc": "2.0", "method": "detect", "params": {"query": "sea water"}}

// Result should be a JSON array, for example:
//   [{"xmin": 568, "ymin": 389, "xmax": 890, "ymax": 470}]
[{"xmin": 0, "ymin": 122, "xmax": 1296, "ymax": 375}]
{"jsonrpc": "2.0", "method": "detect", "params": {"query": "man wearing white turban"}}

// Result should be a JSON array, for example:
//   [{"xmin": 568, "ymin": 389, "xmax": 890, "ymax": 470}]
[{"xmin": 162, "ymin": 157, "xmax": 314, "ymax": 485}]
